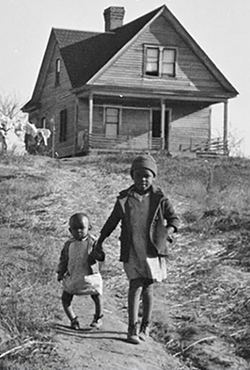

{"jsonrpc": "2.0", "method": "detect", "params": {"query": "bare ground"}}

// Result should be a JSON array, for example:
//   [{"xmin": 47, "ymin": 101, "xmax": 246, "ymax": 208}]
[
  {"xmin": 53, "ymin": 291, "xmax": 186, "ymax": 370},
  {"xmin": 1, "ymin": 155, "xmax": 250, "ymax": 369}
]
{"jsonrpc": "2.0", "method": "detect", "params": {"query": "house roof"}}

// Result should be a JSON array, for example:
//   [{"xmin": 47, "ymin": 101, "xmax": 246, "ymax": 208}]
[
  {"xmin": 60, "ymin": 6, "xmax": 162, "ymax": 88},
  {"xmin": 23, "ymin": 4, "xmax": 238, "ymax": 111},
  {"xmin": 53, "ymin": 28, "xmax": 100, "ymax": 48}
]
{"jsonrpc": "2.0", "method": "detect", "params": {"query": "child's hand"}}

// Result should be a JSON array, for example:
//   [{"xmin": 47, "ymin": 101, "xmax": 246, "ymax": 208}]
[
  {"xmin": 90, "ymin": 241, "xmax": 105, "ymax": 262},
  {"xmin": 88, "ymin": 253, "xmax": 96, "ymax": 266},
  {"xmin": 57, "ymin": 274, "xmax": 63, "ymax": 282},
  {"xmin": 166, "ymin": 226, "xmax": 175, "ymax": 243}
]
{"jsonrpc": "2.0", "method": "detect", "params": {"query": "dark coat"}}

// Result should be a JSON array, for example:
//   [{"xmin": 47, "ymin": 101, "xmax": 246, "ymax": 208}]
[{"xmin": 99, "ymin": 185, "xmax": 179, "ymax": 262}]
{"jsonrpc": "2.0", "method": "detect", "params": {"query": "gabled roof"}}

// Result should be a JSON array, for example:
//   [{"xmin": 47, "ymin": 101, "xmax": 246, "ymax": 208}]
[
  {"xmin": 23, "ymin": 4, "xmax": 238, "ymax": 111},
  {"xmin": 60, "ymin": 6, "xmax": 162, "ymax": 88},
  {"xmin": 53, "ymin": 28, "xmax": 100, "ymax": 48}
]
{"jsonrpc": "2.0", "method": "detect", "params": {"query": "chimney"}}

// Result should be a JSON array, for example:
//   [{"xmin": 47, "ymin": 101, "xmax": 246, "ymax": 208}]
[{"xmin": 103, "ymin": 6, "xmax": 125, "ymax": 32}]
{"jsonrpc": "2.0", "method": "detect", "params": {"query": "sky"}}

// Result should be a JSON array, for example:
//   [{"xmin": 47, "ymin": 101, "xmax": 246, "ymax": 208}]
[{"xmin": 1, "ymin": 0, "xmax": 249, "ymax": 157}]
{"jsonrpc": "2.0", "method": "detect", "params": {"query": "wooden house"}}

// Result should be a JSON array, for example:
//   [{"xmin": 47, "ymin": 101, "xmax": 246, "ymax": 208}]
[{"xmin": 22, "ymin": 5, "xmax": 238, "ymax": 158}]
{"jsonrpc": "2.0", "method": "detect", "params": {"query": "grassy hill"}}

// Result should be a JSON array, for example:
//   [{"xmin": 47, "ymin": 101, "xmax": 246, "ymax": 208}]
[{"xmin": 0, "ymin": 153, "xmax": 250, "ymax": 369}]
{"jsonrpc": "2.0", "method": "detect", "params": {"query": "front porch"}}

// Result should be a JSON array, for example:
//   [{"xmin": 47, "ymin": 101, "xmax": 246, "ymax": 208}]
[{"xmin": 87, "ymin": 133, "xmax": 163, "ymax": 152}]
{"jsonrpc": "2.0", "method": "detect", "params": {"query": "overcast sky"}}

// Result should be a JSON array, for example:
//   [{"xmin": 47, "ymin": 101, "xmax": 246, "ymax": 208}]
[{"xmin": 1, "ymin": 0, "xmax": 249, "ymax": 157}]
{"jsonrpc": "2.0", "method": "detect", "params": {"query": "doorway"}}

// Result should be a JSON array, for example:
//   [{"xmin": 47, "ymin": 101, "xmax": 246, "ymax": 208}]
[{"xmin": 152, "ymin": 109, "xmax": 170, "ymax": 151}]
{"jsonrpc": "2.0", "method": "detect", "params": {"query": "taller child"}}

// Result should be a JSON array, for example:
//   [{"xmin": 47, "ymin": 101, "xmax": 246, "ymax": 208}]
[{"xmin": 95, "ymin": 155, "xmax": 179, "ymax": 344}]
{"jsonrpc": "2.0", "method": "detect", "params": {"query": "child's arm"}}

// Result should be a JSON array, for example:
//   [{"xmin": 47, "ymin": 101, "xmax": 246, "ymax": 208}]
[
  {"xmin": 57, "ymin": 241, "xmax": 70, "ymax": 281},
  {"xmin": 163, "ymin": 199, "xmax": 179, "ymax": 238},
  {"xmin": 95, "ymin": 199, "xmax": 123, "ymax": 249}
]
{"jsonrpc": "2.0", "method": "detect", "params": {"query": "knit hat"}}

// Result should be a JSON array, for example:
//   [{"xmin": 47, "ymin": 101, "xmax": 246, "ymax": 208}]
[{"xmin": 130, "ymin": 154, "xmax": 158, "ymax": 177}]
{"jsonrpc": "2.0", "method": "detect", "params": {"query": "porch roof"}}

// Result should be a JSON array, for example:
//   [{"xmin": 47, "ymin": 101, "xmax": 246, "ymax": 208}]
[{"xmin": 75, "ymin": 84, "xmax": 236, "ymax": 104}]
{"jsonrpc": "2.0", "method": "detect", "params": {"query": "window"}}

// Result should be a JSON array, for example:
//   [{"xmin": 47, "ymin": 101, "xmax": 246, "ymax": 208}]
[
  {"xmin": 55, "ymin": 58, "xmax": 60, "ymax": 85},
  {"xmin": 162, "ymin": 49, "xmax": 176, "ymax": 76},
  {"xmin": 105, "ymin": 108, "xmax": 119, "ymax": 138},
  {"xmin": 145, "ymin": 46, "xmax": 176, "ymax": 77},
  {"xmin": 59, "ymin": 109, "xmax": 67, "ymax": 142}
]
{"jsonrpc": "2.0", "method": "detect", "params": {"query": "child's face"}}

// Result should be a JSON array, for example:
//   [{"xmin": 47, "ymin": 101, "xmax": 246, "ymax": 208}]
[
  {"xmin": 132, "ymin": 168, "xmax": 154, "ymax": 193},
  {"xmin": 69, "ymin": 216, "xmax": 89, "ymax": 241}
]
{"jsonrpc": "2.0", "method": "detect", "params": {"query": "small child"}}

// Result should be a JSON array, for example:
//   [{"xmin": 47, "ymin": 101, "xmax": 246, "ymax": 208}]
[
  {"xmin": 94, "ymin": 155, "xmax": 179, "ymax": 344},
  {"xmin": 57, "ymin": 213, "xmax": 105, "ymax": 330}
]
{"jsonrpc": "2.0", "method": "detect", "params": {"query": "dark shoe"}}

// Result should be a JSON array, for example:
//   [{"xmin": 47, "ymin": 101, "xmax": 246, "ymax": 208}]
[
  {"xmin": 139, "ymin": 323, "xmax": 150, "ymax": 341},
  {"xmin": 71, "ymin": 317, "xmax": 80, "ymax": 330},
  {"xmin": 90, "ymin": 314, "xmax": 103, "ymax": 329},
  {"xmin": 127, "ymin": 323, "xmax": 140, "ymax": 344}
]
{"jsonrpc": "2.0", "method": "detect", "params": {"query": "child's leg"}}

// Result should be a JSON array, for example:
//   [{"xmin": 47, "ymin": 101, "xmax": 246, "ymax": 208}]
[
  {"xmin": 90, "ymin": 294, "xmax": 103, "ymax": 328},
  {"xmin": 128, "ymin": 278, "xmax": 143, "ymax": 326},
  {"xmin": 61, "ymin": 291, "xmax": 79, "ymax": 329},
  {"xmin": 62, "ymin": 291, "xmax": 75, "ymax": 320},
  {"xmin": 127, "ymin": 278, "xmax": 143, "ymax": 343},
  {"xmin": 139, "ymin": 279, "xmax": 154, "ymax": 341},
  {"xmin": 91, "ymin": 294, "xmax": 103, "ymax": 318},
  {"xmin": 141, "ymin": 279, "xmax": 154, "ymax": 326}
]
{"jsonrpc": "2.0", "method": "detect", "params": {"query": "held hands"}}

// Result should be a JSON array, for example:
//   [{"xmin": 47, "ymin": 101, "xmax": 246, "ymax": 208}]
[
  {"xmin": 89, "ymin": 240, "xmax": 105, "ymax": 262},
  {"xmin": 57, "ymin": 274, "xmax": 63, "ymax": 282}
]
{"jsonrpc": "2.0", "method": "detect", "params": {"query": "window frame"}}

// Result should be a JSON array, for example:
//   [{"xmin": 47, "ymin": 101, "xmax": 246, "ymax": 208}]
[
  {"xmin": 55, "ymin": 58, "xmax": 61, "ymax": 86},
  {"xmin": 104, "ymin": 107, "xmax": 120, "ymax": 138},
  {"xmin": 144, "ymin": 45, "xmax": 177, "ymax": 78},
  {"xmin": 41, "ymin": 117, "xmax": 46, "ymax": 129}
]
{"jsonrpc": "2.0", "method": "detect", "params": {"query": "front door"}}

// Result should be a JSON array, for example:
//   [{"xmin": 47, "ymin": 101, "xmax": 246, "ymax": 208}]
[{"xmin": 152, "ymin": 110, "xmax": 170, "ymax": 151}]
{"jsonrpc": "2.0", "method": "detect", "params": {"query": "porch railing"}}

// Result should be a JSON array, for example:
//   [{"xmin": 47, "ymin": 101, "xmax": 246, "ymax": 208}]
[
  {"xmin": 87, "ymin": 133, "xmax": 163, "ymax": 152},
  {"xmin": 180, "ymin": 137, "xmax": 228, "ymax": 157}
]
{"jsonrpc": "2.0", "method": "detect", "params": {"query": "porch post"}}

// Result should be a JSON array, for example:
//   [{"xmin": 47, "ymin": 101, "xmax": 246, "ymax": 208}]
[
  {"xmin": 89, "ymin": 93, "xmax": 93, "ymax": 134},
  {"xmin": 223, "ymin": 100, "xmax": 228, "ymax": 155},
  {"xmin": 73, "ymin": 96, "xmax": 79, "ymax": 156},
  {"xmin": 161, "ymin": 99, "xmax": 165, "ymax": 150},
  {"xmin": 149, "ymin": 109, "xmax": 152, "ymax": 150}
]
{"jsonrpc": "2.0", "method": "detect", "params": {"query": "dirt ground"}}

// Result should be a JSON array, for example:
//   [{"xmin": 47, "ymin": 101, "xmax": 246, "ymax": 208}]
[
  {"xmin": 53, "ymin": 290, "xmax": 188, "ymax": 370},
  {"xmin": 50, "ymin": 157, "xmax": 188, "ymax": 369}
]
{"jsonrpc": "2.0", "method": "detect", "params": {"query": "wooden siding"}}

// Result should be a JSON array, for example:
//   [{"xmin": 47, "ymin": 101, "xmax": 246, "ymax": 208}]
[
  {"xmin": 78, "ymin": 102, "xmax": 151, "ymax": 138},
  {"xmin": 95, "ymin": 15, "xmax": 225, "ymax": 95},
  {"xmin": 121, "ymin": 109, "xmax": 150, "ymax": 137},
  {"xmin": 30, "ymin": 44, "xmax": 76, "ymax": 157},
  {"xmin": 76, "ymin": 96, "xmax": 210, "ymax": 156},
  {"xmin": 78, "ymin": 99, "xmax": 90, "ymax": 132},
  {"xmin": 170, "ymin": 104, "xmax": 211, "ymax": 152}
]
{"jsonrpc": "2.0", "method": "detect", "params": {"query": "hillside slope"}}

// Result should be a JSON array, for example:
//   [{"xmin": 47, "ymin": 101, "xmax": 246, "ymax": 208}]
[{"xmin": 1, "ymin": 154, "xmax": 250, "ymax": 369}]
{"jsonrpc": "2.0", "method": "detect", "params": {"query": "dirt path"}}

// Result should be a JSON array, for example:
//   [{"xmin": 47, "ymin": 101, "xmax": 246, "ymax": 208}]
[
  {"xmin": 45, "ymin": 157, "xmax": 249, "ymax": 370},
  {"xmin": 53, "ymin": 290, "xmax": 187, "ymax": 370},
  {"xmin": 48, "ymin": 158, "xmax": 186, "ymax": 369}
]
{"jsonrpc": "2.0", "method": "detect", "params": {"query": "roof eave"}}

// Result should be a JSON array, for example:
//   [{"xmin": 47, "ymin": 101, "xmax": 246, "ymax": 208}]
[
  {"xmin": 161, "ymin": 7, "xmax": 238, "ymax": 95},
  {"xmin": 74, "ymin": 84, "xmax": 235, "ymax": 103}
]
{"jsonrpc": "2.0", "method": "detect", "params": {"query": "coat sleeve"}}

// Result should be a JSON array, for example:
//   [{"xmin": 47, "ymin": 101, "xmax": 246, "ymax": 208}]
[
  {"xmin": 57, "ymin": 241, "xmax": 70, "ymax": 278},
  {"xmin": 98, "ymin": 199, "xmax": 123, "ymax": 243},
  {"xmin": 162, "ymin": 198, "xmax": 179, "ymax": 232}
]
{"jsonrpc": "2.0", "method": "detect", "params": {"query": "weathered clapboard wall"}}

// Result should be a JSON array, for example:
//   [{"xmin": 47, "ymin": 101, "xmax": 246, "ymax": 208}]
[
  {"xmin": 29, "ymin": 40, "xmax": 76, "ymax": 157},
  {"xmin": 95, "ymin": 15, "xmax": 224, "ymax": 95}
]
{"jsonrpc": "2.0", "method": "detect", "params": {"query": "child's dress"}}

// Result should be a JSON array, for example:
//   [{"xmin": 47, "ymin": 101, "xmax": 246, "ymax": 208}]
[
  {"xmin": 123, "ymin": 191, "xmax": 167, "ymax": 282},
  {"xmin": 58, "ymin": 236, "xmax": 103, "ymax": 296}
]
